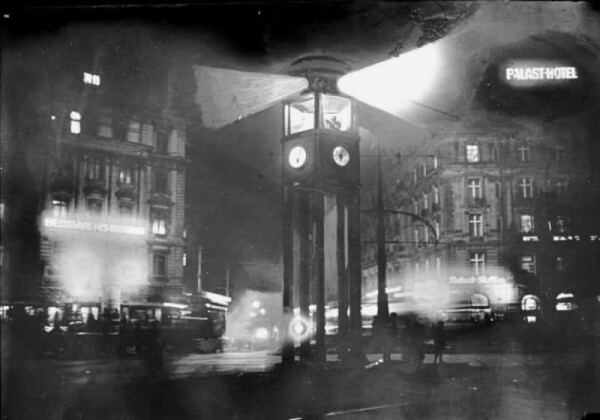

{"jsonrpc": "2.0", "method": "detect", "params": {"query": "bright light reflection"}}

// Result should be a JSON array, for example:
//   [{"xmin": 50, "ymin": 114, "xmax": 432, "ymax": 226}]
[{"xmin": 338, "ymin": 43, "xmax": 442, "ymax": 114}]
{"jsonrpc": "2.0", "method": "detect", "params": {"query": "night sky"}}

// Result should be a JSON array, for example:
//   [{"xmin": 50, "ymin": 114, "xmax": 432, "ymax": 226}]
[{"xmin": 2, "ymin": 1, "xmax": 600, "ymax": 296}]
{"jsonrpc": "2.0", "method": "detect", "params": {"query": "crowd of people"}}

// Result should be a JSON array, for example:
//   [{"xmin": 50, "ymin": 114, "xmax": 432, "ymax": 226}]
[{"xmin": 371, "ymin": 312, "xmax": 446, "ymax": 367}]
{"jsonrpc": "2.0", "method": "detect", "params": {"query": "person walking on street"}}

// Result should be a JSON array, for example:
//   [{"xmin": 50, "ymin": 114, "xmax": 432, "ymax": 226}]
[{"xmin": 433, "ymin": 321, "xmax": 446, "ymax": 365}]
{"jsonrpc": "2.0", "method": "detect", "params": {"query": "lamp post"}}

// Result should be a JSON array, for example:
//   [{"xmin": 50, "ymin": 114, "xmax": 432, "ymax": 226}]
[{"xmin": 365, "ymin": 151, "xmax": 439, "ymax": 321}]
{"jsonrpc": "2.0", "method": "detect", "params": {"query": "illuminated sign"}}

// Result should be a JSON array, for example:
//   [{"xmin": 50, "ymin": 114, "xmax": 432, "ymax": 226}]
[
  {"xmin": 506, "ymin": 67, "xmax": 578, "ymax": 81},
  {"xmin": 553, "ymin": 235, "xmax": 580, "ymax": 242},
  {"xmin": 449, "ymin": 276, "xmax": 507, "ymax": 285},
  {"xmin": 44, "ymin": 218, "xmax": 145, "ymax": 236},
  {"xmin": 522, "ymin": 235, "xmax": 539, "ymax": 242}
]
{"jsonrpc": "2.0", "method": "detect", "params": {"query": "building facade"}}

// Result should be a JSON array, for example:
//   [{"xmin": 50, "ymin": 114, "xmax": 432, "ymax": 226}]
[
  {"xmin": 361, "ymin": 124, "xmax": 600, "ymax": 320},
  {"xmin": 1, "ymin": 28, "xmax": 189, "ymax": 308}
]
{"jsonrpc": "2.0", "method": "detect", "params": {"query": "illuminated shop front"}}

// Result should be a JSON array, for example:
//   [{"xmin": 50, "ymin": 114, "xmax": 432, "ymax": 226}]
[{"xmin": 41, "ymin": 210, "xmax": 149, "ymax": 307}]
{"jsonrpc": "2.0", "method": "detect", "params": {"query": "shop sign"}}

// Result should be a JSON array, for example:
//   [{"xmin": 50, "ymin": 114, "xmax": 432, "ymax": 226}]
[
  {"xmin": 522, "ymin": 235, "xmax": 539, "ymax": 242},
  {"xmin": 553, "ymin": 235, "xmax": 580, "ymax": 242},
  {"xmin": 506, "ymin": 66, "xmax": 578, "ymax": 81},
  {"xmin": 44, "ymin": 217, "xmax": 145, "ymax": 236},
  {"xmin": 448, "ymin": 275, "xmax": 507, "ymax": 285}
]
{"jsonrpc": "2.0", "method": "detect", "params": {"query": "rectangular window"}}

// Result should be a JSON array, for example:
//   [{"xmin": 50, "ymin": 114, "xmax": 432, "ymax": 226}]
[
  {"xmin": 435, "ymin": 221, "xmax": 440, "ymax": 239},
  {"xmin": 87, "ymin": 158, "xmax": 103, "ymax": 180},
  {"xmin": 97, "ymin": 116, "xmax": 113, "ymax": 138},
  {"xmin": 519, "ymin": 177, "xmax": 533, "ymax": 199},
  {"xmin": 127, "ymin": 121, "xmax": 141, "ymax": 143},
  {"xmin": 555, "ymin": 147, "xmax": 565, "ymax": 162},
  {"xmin": 470, "ymin": 252, "xmax": 485, "ymax": 275},
  {"xmin": 492, "ymin": 146, "xmax": 500, "ymax": 162},
  {"xmin": 432, "ymin": 186, "xmax": 440, "ymax": 204},
  {"xmin": 436, "ymin": 257, "xmax": 441, "ymax": 278},
  {"xmin": 555, "ymin": 178, "xmax": 567, "ymax": 195},
  {"xmin": 520, "ymin": 214, "xmax": 534, "ymax": 233},
  {"xmin": 118, "ymin": 167, "xmax": 134, "ymax": 184},
  {"xmin": 556, "ymin": 256, "xmax": 566, "ymax": 272},
  {"xmin": 70, "ymin": 111, "xmax": 81, "ymax": 134},
  {"xmin": 422, "ymin": 163, "xmax": 427, "ymax": 177},
  {"xmin": 321, "ymin": 94, "xmax": 352, "ymax": 132},
  {"xmin": 182, "ymin": 253, "xmax": 187, "ymax": 267},
  {"xmin": 422, "ymin": 193, "xmax": 429, "ymax": 210},
  {"xmin": 152, "ymin": 215, "xmax": 167, "ymax": 236},
  {"xmin": 469, "ymin": 214, "xmax": 483, "ymax": 237},
  {"xmin": 52, "ymin": 200, "xmax": 68, "ymax": 218},
  {"xmin": 287, "ymin": 94, "xmax": 316, "ymax": 135},
  {"xmin": 495, "ymin": 182, "xmax": 501, "ymax": 198},
  {"xmin": 468, "ymin": 178, "xmax": 482, "ymax": 199},
  {"xmin": 156, "ymin": 132, "xmax": 169, "ymax": 155},
  {"xmin": 153, "ymin": 254, "xmax": 167, "ymax": 277},
  {"xmin": 153, "ymin": 170, "xmax": 169, "ymax": 194},
  {"xmin": 518, "ymin": 144, "xmax": 531, "ymax": 162},
  {"xmin": 83, "ymin": 72, "xmax": 101, "ymax": 86},
  {"xmin": 414, "ymin": 228, "xmax": 419, "ymax": 244},
  {"xmin": 141, "ymin": 123, "xmax": 154, "ymax": 147},
  {"xmin": 424, "ymin": 227, "xmax": 430, "ymax": 243},
  {"xmin": 520, "ymin": 255, "xmax": 536, "ymax": 274},
  {"xmin": 466, "ymin": 144, "xmax": 480, "ymax": 162}
]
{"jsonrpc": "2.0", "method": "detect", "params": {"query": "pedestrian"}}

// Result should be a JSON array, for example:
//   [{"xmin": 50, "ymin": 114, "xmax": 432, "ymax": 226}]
[
  {"xmin": 385, "ymin": 313, "xmax": 399, "ymax": 362},
  {"xmin": 433, "ymin": 321, "xmax": 446, "ymax": 364},
  {"xmin": 412, "ymin": 317, "xmax": 426, "ymax": 366}
]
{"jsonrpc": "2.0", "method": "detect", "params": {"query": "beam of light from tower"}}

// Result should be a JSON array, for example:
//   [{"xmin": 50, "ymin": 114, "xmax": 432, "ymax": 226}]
[
  {"xmin": 338, "ymin": 42, "xmax": 443, "ymax": 122},
  {"xmin": 194, "ymin": 66, "xmax": 308, "ymax": 130}
]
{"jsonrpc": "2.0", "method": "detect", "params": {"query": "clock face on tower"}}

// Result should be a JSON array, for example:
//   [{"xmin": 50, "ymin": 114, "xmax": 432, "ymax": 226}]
[
  {"xmin": 289, "ymin": 146, "xmax": 307, "ymax": 169},
  {"xmin": 332, "ymin": 146, "xmax": 350, "ymax": 167}
]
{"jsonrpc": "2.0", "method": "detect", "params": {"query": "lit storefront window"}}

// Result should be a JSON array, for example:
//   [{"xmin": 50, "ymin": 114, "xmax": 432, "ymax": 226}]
[
  {"xmin": 520, "ymin": 214, "xmax": 534, "ymax": 233},
  {"xmin": 520, "ymin": 254, "xmax": 536, "ymax": 274}
]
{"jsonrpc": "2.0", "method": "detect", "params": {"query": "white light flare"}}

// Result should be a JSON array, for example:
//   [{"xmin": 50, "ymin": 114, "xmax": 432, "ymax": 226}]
[{"xmin": 338, "ymin": 43, "xmax": 443, "ymax": 116}]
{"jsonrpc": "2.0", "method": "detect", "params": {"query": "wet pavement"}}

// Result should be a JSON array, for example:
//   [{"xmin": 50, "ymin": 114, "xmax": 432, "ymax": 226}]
[{"xmin": 2, "ymin": 320, "xmax": 599, "ymax": 419}]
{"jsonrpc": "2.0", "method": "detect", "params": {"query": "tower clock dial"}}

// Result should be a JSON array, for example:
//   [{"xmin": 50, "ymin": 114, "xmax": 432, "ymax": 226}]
[
  {"xmin": 332, "ymin": 146, "xmax": 350, "ymax": 167},
  {"xmin": 289, "ymin": 146, "xmax": 307, "ymax": 169}
]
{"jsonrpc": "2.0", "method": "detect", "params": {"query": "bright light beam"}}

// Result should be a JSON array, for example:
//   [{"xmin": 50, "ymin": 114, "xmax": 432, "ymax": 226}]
[{"xmin": 338, "ymin": 43, "xmax": 443, "ymax": 116}]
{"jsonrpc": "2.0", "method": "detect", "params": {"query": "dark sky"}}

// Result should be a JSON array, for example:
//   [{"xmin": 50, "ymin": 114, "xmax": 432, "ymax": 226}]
[{"xmin": 2, "ymin": 1, "xmax": 599, "ymax": 295}]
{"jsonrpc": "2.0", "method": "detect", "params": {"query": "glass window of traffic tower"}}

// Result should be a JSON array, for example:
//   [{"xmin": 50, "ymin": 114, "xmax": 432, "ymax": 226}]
[{"xmin": 284, "ymin": 92, "xmax": 353, "ymax": 136}]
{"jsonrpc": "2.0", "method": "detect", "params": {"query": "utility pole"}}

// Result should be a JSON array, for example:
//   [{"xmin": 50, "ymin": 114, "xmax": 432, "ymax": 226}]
[{"xmin": 377, "ymin": 140, "xmax": 389, "ymax": 319}]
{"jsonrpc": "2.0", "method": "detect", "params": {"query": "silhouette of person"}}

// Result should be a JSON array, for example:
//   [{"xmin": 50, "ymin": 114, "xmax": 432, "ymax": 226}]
[{"xmin": 433, "ymin": 321, "xmax": 446, "ymax": 364}]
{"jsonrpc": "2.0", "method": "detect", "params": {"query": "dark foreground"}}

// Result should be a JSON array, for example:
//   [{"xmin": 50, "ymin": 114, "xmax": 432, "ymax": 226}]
[{"xmin": 2, "ymin": 321, "xmax": 600, "ymax": 420}]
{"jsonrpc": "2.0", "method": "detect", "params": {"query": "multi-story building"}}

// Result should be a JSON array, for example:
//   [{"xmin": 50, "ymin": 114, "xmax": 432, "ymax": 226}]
[
  {"xmin": 1, "ymin": 28, "xmax": 189, "ymax": 308},
  {"xmin": 363, "ymin": 124, "xmax": 600, "ymax": 319}
]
